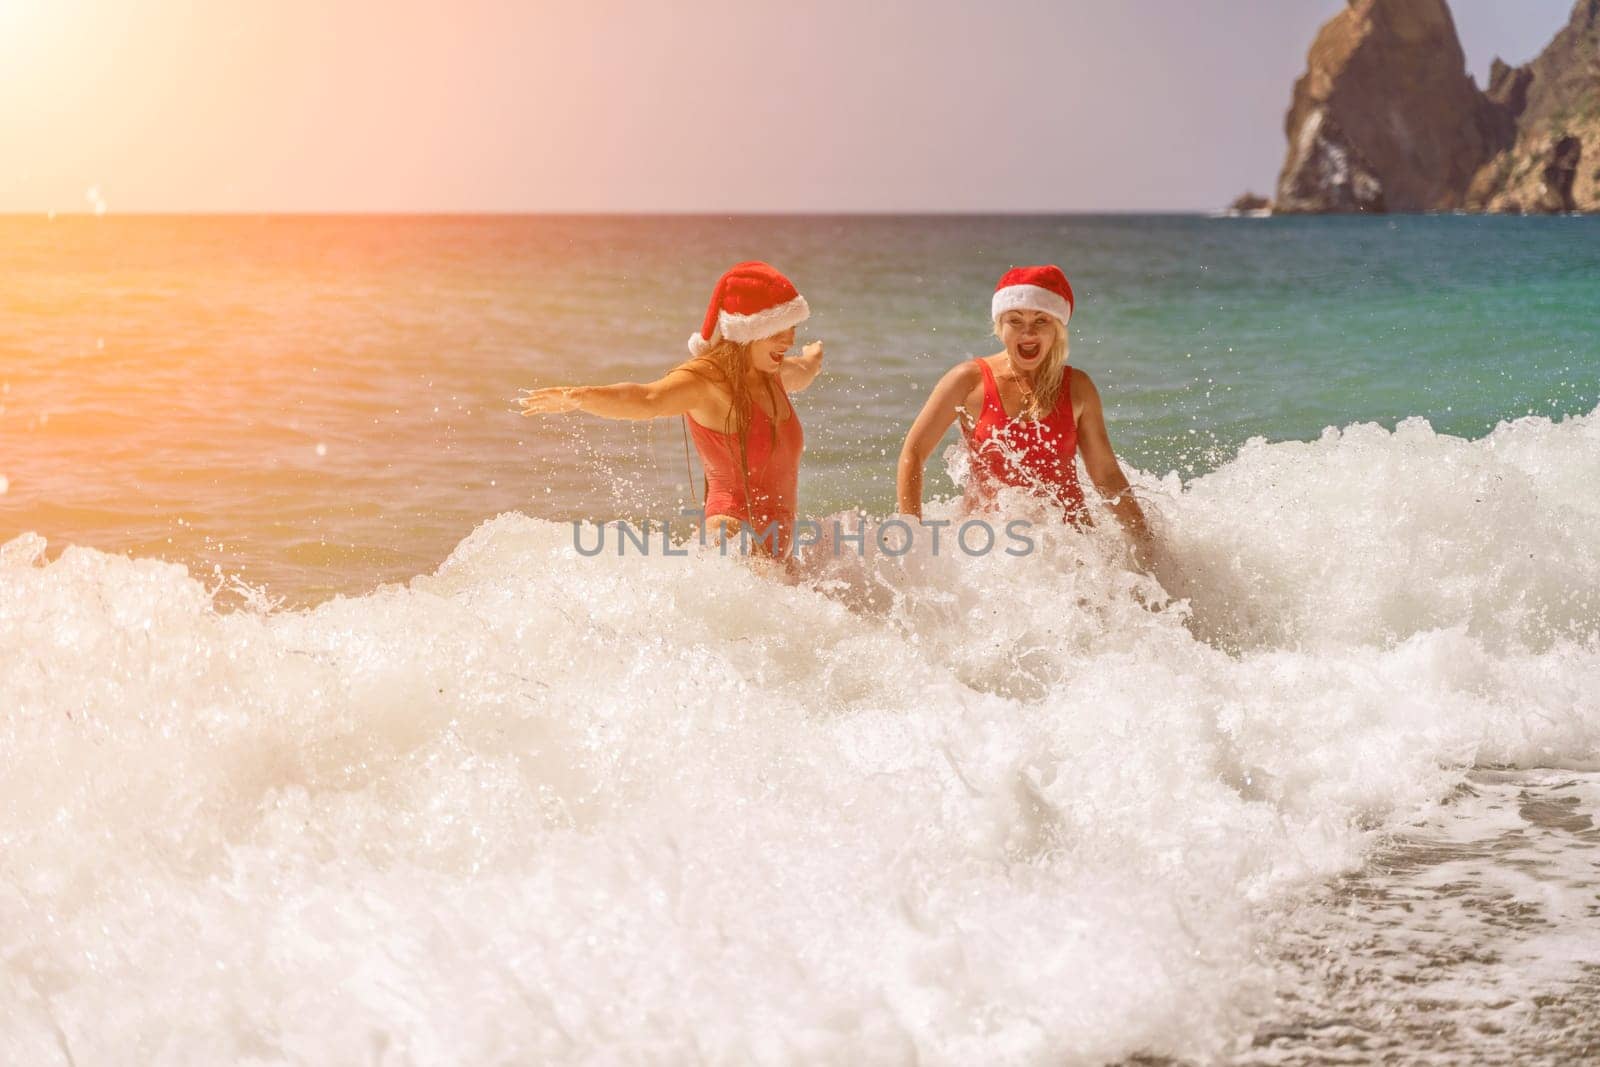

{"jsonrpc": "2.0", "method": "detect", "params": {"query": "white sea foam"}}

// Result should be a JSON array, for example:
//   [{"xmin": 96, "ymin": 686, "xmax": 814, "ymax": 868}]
[{"xmin": 1, "ymin": 411, "xmax": 1597, "ymax": 1064}]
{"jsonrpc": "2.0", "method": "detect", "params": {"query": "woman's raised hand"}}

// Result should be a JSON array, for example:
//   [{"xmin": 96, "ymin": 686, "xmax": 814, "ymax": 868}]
[
  {"xmin": 517, "ymin": 387, "xmax": 581, "ymax": 416},
  {"xmin": 779, "ymin": 341, "xmax": 826, "ymax": 393}
]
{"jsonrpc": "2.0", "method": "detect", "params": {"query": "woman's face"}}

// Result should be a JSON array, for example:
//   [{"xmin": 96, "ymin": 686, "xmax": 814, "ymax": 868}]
[
  {"xmin": 747, "ymin": 327, "xmax": 796, "ymax": 375},
  {"xmin": 997, "ymin": 310, "xmax": 1059, "ymax": 370}
]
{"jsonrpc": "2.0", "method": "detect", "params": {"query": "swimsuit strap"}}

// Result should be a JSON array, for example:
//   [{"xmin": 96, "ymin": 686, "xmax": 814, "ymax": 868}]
[
  {"xmin": 745, "ymin": 375, "xmax": 793, "ymax": 427},
  {"xmin": 971, "ymin": 358, "xmax": 1004, "ymax": 419},
  {"xmin": 774, "ymin": 375, "xmax": 796, "ymax": 422},
  {"xmin": 1053, "ymin": 366, "xmax": 1076, "ymax": 421}
]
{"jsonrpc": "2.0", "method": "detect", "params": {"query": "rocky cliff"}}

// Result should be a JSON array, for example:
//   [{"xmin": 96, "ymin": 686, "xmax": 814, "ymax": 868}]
[
  {"xmin": 1274, "ymin": 0, "xmax": 1600, "ymax": 214},
  {"xmin": 1467, "ymin": 0, "xmax": 1600, "ymax": 212}
]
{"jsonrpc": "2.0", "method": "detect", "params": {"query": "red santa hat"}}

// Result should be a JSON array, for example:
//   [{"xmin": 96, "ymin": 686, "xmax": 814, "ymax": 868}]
[
  {"xmin": 991, "ymin": 265, "xmax": 1075, "ymax": 326},
  {"xmin": 688, "ymin": 261, "xmax": 810, "ymax": 356}
]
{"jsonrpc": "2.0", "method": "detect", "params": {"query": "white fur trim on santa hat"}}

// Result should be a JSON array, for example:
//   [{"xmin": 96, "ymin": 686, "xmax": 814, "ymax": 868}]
[
  {"xmin": 720, "ymin": 294, "xmax": 810, "ymax": 343},
  {"xmin": 992, "ymin": 284, "xmax": 1072, "ymax": 326},
  {"xmin": 687, "ymin": 294, "xmax": 810, "ymax": 356}
]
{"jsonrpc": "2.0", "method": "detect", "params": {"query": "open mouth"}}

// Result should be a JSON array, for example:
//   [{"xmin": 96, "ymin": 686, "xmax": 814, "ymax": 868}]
[{"xmin": 1017, "ymin": 341, "xmax": 1042, "ymax": 360}]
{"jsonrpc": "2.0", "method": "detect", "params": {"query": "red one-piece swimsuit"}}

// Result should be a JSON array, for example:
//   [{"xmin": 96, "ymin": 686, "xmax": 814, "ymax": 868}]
[
  {"xmin": 966, "ymin": 358, "xmax": 1086, "ymax": 521},
  {"xmin": 687, "ymin": 380, "xmax": 804, "ymax": 553}
]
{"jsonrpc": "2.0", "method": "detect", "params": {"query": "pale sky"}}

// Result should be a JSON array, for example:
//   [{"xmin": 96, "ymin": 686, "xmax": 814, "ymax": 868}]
[{"xmin": 0, "ymin": 0, "xmax": 1578, "ymax": 213}]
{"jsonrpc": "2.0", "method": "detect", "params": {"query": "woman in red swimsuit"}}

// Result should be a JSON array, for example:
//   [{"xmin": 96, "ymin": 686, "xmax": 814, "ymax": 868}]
[
  {"xmin": 517, "ymin": 261, "xmax": 820, "ymax": 557},
  {"xmin": 896, "ymin": 265, "xmax": 1152, "ymax": 564}
]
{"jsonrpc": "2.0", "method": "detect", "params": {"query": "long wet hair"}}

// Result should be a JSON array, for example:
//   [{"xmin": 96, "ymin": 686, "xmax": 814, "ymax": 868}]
[
  {"xmin": 678, "ymin": 338, "xmax": 780, "ymax": 494},
  {"xmin": 993, "ymin": 313, "xmax": 1070, "ymax": 418}
]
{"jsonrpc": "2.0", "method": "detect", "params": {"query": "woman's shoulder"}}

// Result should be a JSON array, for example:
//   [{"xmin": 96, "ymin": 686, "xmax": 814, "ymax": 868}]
[
  {"xmin": 668, "ymin": 361, "xmax": 729, "ymax": 394},
  {"xmin": 670, "ymin": 358, "xmax": 722, "ymax": 379},
  {"xmin": 928, "ymin": 358, "xmax": 987, "ymax": 400},
  {"xmin": 946, "ymin": 356, "xmax": 992, "ymax": 383}
]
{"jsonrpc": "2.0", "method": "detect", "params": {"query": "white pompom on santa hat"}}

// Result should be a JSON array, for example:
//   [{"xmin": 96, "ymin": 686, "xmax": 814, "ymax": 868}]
[
  {"xmin": 688, "ymin": 261, "xmax": 810, "ymax": 356},
  {"xmin": 991, "ymin": 264, "xmax": 1075, "ymax": 326}
]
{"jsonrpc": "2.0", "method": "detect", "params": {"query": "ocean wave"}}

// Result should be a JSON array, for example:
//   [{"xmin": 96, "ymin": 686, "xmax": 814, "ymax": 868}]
[{"xmin": 1, "ymin": 410, "xmax": 1596, "ymax": 1063}]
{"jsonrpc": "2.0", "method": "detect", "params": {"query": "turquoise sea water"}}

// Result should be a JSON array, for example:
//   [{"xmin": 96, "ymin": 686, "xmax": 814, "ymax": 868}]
[{"xmin": 2, "ymin": 214, "xmax": 1595, "ymax": 599}]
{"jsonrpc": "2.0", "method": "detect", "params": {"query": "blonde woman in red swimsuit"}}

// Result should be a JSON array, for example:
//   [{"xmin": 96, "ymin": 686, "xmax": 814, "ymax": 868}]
[
  {"xmin": 896, "ymin": 265, "xmax": 1152, "ymax": 565},
  {"xmin": 518, "ymin": 261, "xmax": 821, "ymax": 557}
]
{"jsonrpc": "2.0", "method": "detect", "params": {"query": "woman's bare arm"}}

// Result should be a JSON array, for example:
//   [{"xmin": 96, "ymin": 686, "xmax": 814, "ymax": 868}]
[
  {"xmin": 518, "ymin": 367, "xmax": 715, "ymax": 421},
  {"xmin": 1073, "ymin": 370, "xmax": 1153, "ymax": 565},
  {"xmin": 896, "ymin": 363, "xmax": 982, "ymax": 519},
  {"xmin": 779, "ymin": 342, "xmax": 825, "ymax": 393}
]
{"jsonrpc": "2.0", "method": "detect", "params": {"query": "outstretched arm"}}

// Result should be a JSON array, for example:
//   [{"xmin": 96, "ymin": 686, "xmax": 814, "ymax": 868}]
[
  {"xmin": 896, "ymin": 363, "xmax": 980, "ymax": 519},
  {"xmin": 1073, "ymin": 370, "xmax": 1154, "ymax": 566},
  {"xmin": 518, "ymin": 367, "xmax": 715, "ymax": 421},
  {"xmin": 779, "ymin": 341, "xmax": 825, "ymax": 393}
]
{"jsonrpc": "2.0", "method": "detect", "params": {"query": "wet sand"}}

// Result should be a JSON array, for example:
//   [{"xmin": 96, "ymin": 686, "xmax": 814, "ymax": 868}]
[{"xmin": 1238, "ymin": 769, "xmax": 1600, "ymax": 1065}]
